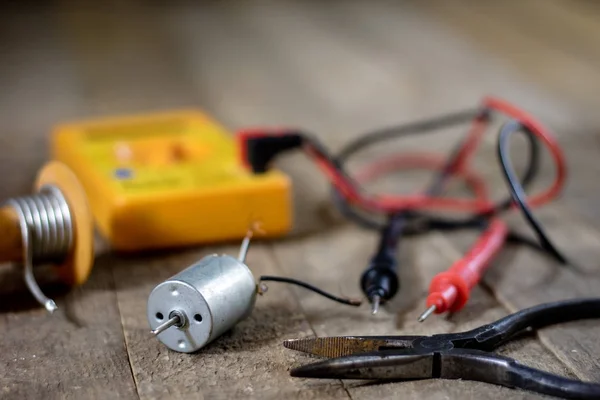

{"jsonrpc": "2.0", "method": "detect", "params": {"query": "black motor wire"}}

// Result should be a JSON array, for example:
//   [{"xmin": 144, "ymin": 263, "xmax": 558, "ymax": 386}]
[
  {"xmin": 249, "ymin": 109, "xmax": 571, "ymax": 309},
  {"xmin": 259, "ymin": 275, "xmax": 362, "ymax": 306}
]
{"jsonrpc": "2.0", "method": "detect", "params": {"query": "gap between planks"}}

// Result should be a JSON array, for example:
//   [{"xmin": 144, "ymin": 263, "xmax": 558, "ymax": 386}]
[
  {"xmin": 264, "ymin": 244, "xmax": 354, "ymax": 400},
  {"xmin": 113, "ymin": 266, "xmax": 143, "ymax": 400}
]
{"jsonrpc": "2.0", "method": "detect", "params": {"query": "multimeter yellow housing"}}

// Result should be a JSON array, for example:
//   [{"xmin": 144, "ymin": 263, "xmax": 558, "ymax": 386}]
[{"xmin": 51, "ymin": 110, "xmax": 292, "ymax": 251}]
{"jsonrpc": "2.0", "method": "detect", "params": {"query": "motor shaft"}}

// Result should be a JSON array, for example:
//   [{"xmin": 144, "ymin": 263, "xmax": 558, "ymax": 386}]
[{"xmin": 151, "ymin": 315, "xmax": 181, "ymax": 336}]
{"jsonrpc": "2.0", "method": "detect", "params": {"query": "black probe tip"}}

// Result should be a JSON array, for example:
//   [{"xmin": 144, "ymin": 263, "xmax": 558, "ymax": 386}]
[{"xmin": 361, "ymin": 265, "xmax": 400, "ymax": 313}]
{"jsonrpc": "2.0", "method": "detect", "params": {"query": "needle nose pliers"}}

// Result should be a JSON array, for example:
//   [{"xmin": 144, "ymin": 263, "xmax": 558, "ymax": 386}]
[{"xmin": 284, "ymin": 298, "xmax": 600, "ymax": 399}]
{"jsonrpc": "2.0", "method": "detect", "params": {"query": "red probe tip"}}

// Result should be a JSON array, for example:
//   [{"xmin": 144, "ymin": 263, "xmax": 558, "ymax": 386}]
[
  {"xmin": 417, "ymin": 305, "xmax": 437, "ymax": 322},
  {"xmin": 419, "ymin": 220, "xmax": 509, "ymax": 322}
]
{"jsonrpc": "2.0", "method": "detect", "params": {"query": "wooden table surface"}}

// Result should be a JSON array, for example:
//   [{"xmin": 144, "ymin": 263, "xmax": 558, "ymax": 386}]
[{"xmin": 1, "ymin": 1, "xmax": 600, "ymax": 399}]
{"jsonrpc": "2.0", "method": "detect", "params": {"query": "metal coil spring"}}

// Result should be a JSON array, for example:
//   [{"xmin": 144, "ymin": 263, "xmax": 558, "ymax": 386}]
[{"xmin": 5, "ymin": 185, "xmax": 74, "ymax": 312}]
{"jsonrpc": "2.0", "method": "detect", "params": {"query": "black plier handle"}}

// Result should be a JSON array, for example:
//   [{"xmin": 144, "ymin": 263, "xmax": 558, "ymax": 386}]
[{"xmin": 284, "ymin": 298, "xmax": 600, "ymax": 399}]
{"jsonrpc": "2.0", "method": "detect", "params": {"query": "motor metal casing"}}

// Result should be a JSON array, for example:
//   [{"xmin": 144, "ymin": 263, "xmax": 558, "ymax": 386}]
[{"xmin": 147, "ymin": 254, "xmax": 257, "ymax": 353}]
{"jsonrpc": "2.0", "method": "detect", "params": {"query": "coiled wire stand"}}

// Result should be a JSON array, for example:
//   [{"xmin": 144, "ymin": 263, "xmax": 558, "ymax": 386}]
[{"xmin": 4, "ymin": 185, "xmax": 74, "ymax": 312}]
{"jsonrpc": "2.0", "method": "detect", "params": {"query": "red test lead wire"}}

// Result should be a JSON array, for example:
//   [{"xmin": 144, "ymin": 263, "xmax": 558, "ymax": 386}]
[
  {"xmin": 305, "ymin": 96, "xmax": 566, "ymax": 215},
  {"xmin": 311, "ymin": 97, "xmax": 565, "ymax": 321},
  {"xmin": 418, "ymin": 219, "xmax": 509, "ymax": 322},
  {"xmin": 237, "ymin": 96, "xmax": 566, "ymax": 321}
]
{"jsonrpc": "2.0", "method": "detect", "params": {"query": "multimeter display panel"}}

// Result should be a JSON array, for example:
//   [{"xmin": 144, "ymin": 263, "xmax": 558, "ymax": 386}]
[
  {"xmin": 53, "ymin": 110, "xmax": 292, "ymax": 250},
  {"xmin": 80, "ymin": 114, "xmax": 252, "ymax": 195}
]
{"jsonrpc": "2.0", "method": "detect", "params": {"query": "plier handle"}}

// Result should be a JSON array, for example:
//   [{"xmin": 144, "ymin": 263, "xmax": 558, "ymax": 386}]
[{"xmin": 284, "ymin": 298, "xmax": 600, "ymax": 399}]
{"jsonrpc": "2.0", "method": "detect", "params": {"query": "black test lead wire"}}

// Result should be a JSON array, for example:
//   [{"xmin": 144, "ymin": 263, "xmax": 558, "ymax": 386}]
[{"xmin": 238, "ymin": 98, "xmax": 573, "ymax": 316}]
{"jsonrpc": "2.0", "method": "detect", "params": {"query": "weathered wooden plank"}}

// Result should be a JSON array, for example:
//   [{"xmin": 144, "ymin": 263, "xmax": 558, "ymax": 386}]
[
  {"xmin": 2, "ymin": 1, "xmax": 599, "ymax": 399},
  {"xmin": 54, "ymin": 2, "xmax": 197, "ymax": 116},
  {"xmin": 237, "ymin": 0, "xmax": 578, "ymax": 135},
  {"xmin": 420, "ymin": 0, "xmax": 600, "ymax": 124},
  {"xmin": 495, "ymin": 207, "xmax": 600, "ymax": 381},
  {"xmin": 111, "ymin": 245, "xmax": 348, "ymax": 399},
  {"xmin": 0, "ymin": 10, "xmax": 86, "ymax": 196},
  {"xmin": 234, "ymin": 2, "xmax": 576, "ymax": 398},
  {"xmin": 429, "ymin": 142, "xmax": 600, "ymax": 382},
  {"xmin": 0, "ymin": 9, "xmax": 138, "ymax": 400},
  {"xmin": 470, "ymin": 0, "xmax": 600, "ymax": 68},
  {"xmin": 0, "ymin": 255, "xmax": 138, "ymax": 399},
  {"xmin": 271, "ymin": 222, "xmax": 574, "ymax": 399},
  {"xmin": 555, "ymin": 136, "xmax": 600, "ymax": 228},
  {"xmin": 411, "ymin": 0, "xmax": 600, "ymax": 229},
  {"xmin": 429, "ymin": 116, "xmax": 600, "ymax": 382}
]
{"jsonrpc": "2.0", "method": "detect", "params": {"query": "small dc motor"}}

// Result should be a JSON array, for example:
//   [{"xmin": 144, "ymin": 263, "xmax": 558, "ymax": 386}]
[
  {"xmin": 147, "ymin": 234, "xmax": 257, "ymax": 353},
  {"xmin": 147, "ymin": 230, "xmax": 362, "ymax": 353}
]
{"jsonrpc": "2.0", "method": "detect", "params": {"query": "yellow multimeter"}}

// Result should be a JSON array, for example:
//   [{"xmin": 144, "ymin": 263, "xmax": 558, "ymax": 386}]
[{"xmin": 52, "ymin": 110, "xmax": 292, "ymax": 251}]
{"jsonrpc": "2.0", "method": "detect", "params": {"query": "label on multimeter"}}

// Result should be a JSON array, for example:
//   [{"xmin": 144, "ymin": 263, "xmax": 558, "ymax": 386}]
[{"xmin": 52, "ymin": 110, "xmax": 292, "ymax": 251}]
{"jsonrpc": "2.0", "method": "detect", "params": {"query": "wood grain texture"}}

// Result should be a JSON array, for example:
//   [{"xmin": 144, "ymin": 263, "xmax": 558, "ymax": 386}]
[
  {"xmin": 432, "ymin": 204, "xmax": 600, "ymax": 383},
  {"xmin": 111, "ymin": 245, "xmax": 338, "ymax": 400},
  {"xmin": 0, "ymin": 7, "xmax": 138, "ymax": 400},
  {"xmin": 420, "ymin": 0, "xmax": 600, "ymax": 122},
  {"xmin": 426, "ymin": 142, "xmax": 600, "ymax": 383},
  {"xmin": 1, "ymin": 0, "xmax": 600, "ymax": 399},
  {"xmin": 0, "ymin": 256, "xmax": 138, "ymax": 399}
]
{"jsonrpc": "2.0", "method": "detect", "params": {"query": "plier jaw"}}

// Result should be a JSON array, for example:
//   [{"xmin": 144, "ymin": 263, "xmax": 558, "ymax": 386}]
[
  {"xmin": 283, "ymin": 333, "xmax": 483, "ymax": 380},
  {"xmin": 288, "ymin": 347, "xmax": 520, "ymax": 381},
  {"xmin": 283, "ymin": 336, "xmax": 419, "ymax": 358},
  {"xmin": 289, "ymin": 348, "xmax": 434, "ymax": 380}
]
